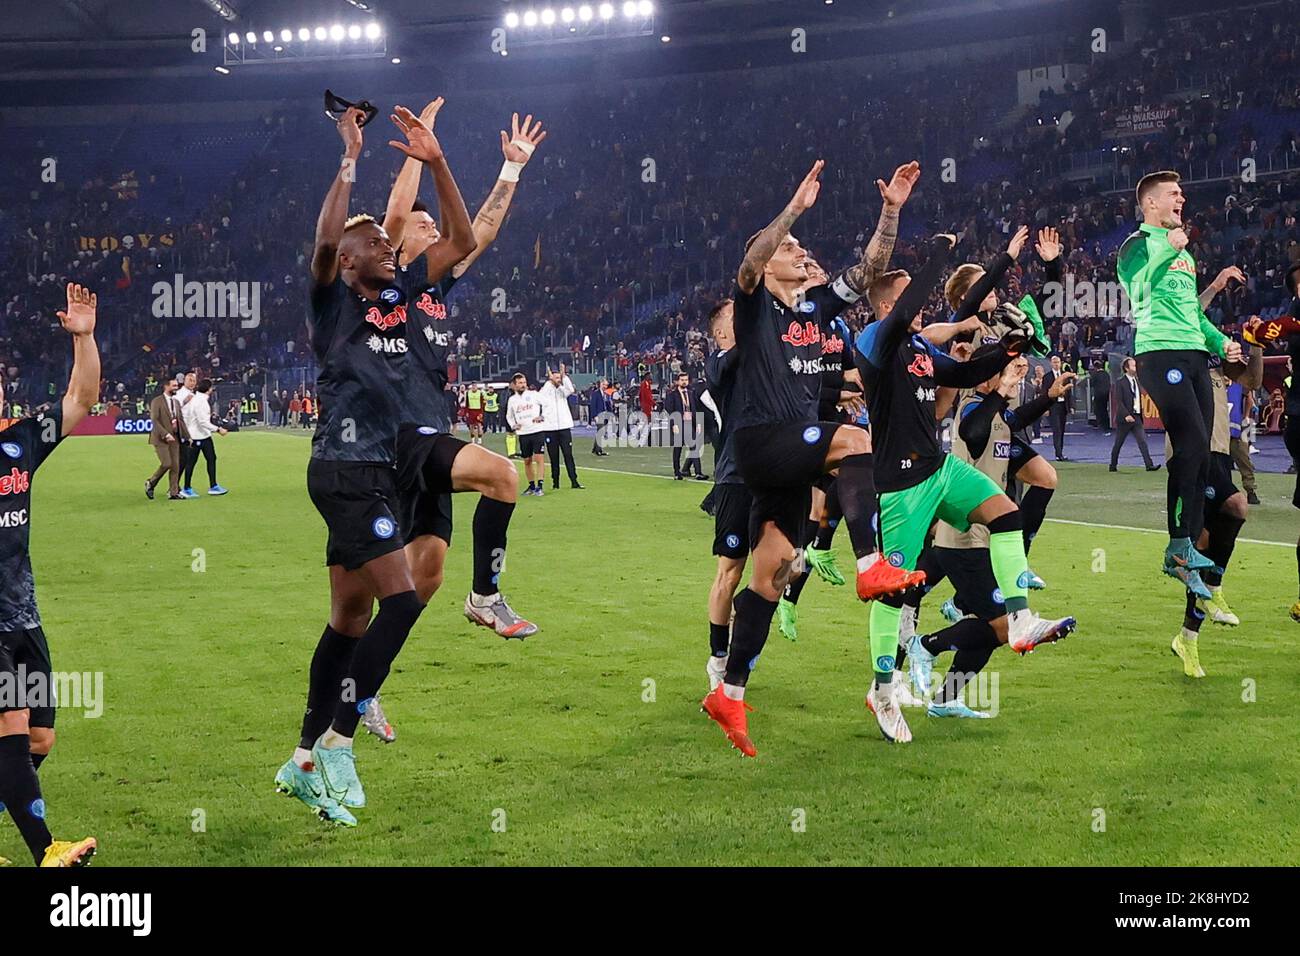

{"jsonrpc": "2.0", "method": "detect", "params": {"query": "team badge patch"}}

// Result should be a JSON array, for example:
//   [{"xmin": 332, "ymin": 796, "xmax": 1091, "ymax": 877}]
[
  {"xmin": 992, "ymin": 588, "xmax": 1004, "ymax": 604},
  {"xmin": 798, "ymin": 299, "xmax": 816, "ymax": 314},
  {"xmin": 29, "ymin": 798, "xmax": 45, "ymax": 820},
  {"xmin": 372, "ymin": 516, "xmax": 396, "ymax": 540},
  {"xmin": 1166, "ymin": 368, "xmax": 1184, "ymax": 385},
  {"xmin": 380, "ymin": 287, "xmax": 402, "ymax": 304},
  {"xmin": 1, "ymin": 442, "xmax": 21, "ymax": 459},
  {"xmin": 802, "ymin": 426, "xmax": 822, "ymax": 444},
  {"xmin": 417, "ymin": 426, "xmax": 438, "ymax": 435},
  {"xmin": 1205, "ymin": 485, "xmax": 1216, "ymax": 500},
  {"xmin": 887, "ymin": 550, "xmax": 905, "ymax": 567},
  {"xmin": 875, "ymin": 654, "xmax": 896, "ymax": 671},
  {"xmin": 725, "ymin": 533, "xmax": 740, "ymax": 550}
]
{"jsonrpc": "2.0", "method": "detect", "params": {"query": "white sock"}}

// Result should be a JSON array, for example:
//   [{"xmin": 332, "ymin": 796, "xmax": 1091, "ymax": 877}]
[
  {"xmin": 293, "ymin": 747, "xmax": 313, "ymax": 769},
  {"xmin": 856, "ymin": 551, "xmax": 880, "ymax": 573},
  {"xmin": 320, "ymin": 730, "xmax": 352, "ymax": 749},
  {"xmin": 722, "ymin": 682, "xmax": 745, "ymax": 701},
  {"xmin": 1180, "ymin": 627, "xmax": 1199, "ymax": 642}
]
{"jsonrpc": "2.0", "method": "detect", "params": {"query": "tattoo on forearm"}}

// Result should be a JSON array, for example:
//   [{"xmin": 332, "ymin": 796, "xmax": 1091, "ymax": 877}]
[
  {"xmin": 473, "ymin": 182, "xmax": 512, "ymax": 231},
  {"xmin": 740, "ymin": 205, "xmax": 800, "ymax": 285},
  {"xmin": 844, "ymin": 205, "xmax": 899, "ymax": 293}
]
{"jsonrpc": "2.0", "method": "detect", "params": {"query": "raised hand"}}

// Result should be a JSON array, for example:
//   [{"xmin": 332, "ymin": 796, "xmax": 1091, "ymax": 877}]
[
  {"xmin": 1035, "ymin": 226, "xmax": 1061, "ymax": 262},
  {"xmin": 418, "ymin": 97, "xmax": 445, "ymax": 129},
  {"xmin": 502, "ymin": 113, "xmax": 547, "ymax": 164},
  {"xmin": 1007, "ymin": 225, "xmax": 1030, "ymax": 259},
  {"xmin": 388, "ymin": 104, "xmax": 444, "ymax": 163},
  {"xmin": 790, "ymin": 160, "xmax": 824, "ymax": 214},
  {"xmin": 1048, "ymin": 370, "xmax": 1078, "ymax": 398},
  {"xmin": 878, "ymin": 160, "xmax": 920, "ymax": 209},
  {"xmin": 337, "ymin": 106, "xmax": 364, "ymax": 156},
  {"xmin": 57, "ymin": 282, "xmax": 96, "ymax": 336},
  {"xmin": 1213, "ymin": 265, "xmax": 1246, "ymax": 290}
]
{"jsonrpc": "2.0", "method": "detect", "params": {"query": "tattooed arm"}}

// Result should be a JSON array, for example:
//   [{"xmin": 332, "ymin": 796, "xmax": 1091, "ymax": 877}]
[
  {"xmin": 737, "ymin": 160, "xmax": 823, "ymax": 295},
  {"xmin": 452, "ymin": 112, "xmax": 547, "ymax": 279},
  {"xmin": 842, "ymin": 161, "xmax": 919, "ymax": 295}
]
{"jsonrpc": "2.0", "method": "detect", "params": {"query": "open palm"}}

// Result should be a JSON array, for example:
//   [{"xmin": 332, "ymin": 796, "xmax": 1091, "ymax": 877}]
[{"xmin": 57, "ymin": 283, "xmax": 96, "ymax": 335}]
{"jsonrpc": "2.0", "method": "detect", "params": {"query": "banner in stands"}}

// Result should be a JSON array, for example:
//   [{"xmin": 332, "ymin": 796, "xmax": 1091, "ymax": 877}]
[
  {"xmin": 76, "ymin": 232, "xmax": 175, "ymax": 252},
  {"xmin": 1110, "ymin": 104, "xmax": 1178, "ymax": 137}
]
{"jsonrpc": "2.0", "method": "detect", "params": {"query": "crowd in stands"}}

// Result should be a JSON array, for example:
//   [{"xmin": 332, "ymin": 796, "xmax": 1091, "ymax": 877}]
[{"xmin": 5, "ymin": 0, "xmax": 1300, "ymax": 422}]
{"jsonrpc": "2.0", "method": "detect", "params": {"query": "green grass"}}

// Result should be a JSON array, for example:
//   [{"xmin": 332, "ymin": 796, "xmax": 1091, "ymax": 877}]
[{"xmin": 10, "ymin": 428, "xmax": 1300, "ymax": 865}]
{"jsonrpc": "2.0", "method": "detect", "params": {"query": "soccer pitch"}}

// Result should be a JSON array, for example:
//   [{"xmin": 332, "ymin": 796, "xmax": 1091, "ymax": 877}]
[{"xmin": 13, "ymin": 429, "xmax": 1300, "ymax": 866}]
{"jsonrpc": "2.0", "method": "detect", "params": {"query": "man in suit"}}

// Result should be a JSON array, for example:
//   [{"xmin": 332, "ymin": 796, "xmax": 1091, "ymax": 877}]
[
  {"xmin": 1043, "ymin": 353, "xmax": 1073, "ymax": 460},
  {"xmin": 145, "ymin": 378, "xmax": 189, "ymax": 500},
  {"xmin": 1089, "ymin": 359, "xmax": 1112, "ymax": 432},
  {"xmin": 1110, "ymin": 356, "xmax": 1159, "ymax": 472},
  {"xmin": 663, "ymin": 371, "xmax": 706, "ymax": 479}
]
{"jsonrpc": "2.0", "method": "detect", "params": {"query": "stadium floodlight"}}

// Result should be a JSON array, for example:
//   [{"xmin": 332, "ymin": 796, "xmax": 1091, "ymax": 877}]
[
  {"xmin": 314, "ymin": 26, "xmax": 327, "ymax": 40},
  {"xmin": 391, "ymin": 56, "xmax": 401, "ymax": 64},
  {"xmin": 280, "ymin": 29, "xmax": 292, "ymax": 42},
  {"xmin": 661, "ymin": 34, "xmax": 670, "ymax": 42},
  {"xmin": 578, "ymin": 4, "xmax": 593, "ymax": 21},
  {"xmin": 541, "ymin": 9, "xmax": 556, "ymax": 25},
  {"xmin": 245, "ymin": 31, "xmax": 257, "ymax": 43},
  {"xmin": 348, "ymin": 25, "xmax": 362, "ymax": 39},
  {"xmin": 273, "ymin": 45, "xmax": 283, "ymax": 52},
  {"xmin": 505, "ymin": 12, "xmax": 520, "ymax": 27},
  {"xmin": 523, "ymin": 10, "xmax": 538, "ymax": 27},
  {"xmin": 365, "ymin": 22, "xmax": 381, "ymax": 39},
  {"xmin": 622, "ymin": 1, "xmax": 637, "ymax": 18},
  {"xmin": 262, "ymin": 30, "xmax": 273, "ymax": 43},
  {"xmin": 228, "ymin": 32, "xmax": 239, "ymax": 45},
  {"xmin": 214, "ymin": 65, "xmax": 230, "ymax": 74},
  {"xmin": 599, "ymin": 2, "xmax": 614, "ymax": 19},
  {"xmin": 330, "ymin": 24, "xmax": 345, "ymax": 41},
  {"xmin": 298, "ymin": 27, "xmax": 311, "ymax": 41},
  {"xmin": 639, "ymin": 0, "xmax": 653, "ymax": 14},
  {"xmin": 561, "ymin": 7, "xmax": 575, "ymax": 23}
]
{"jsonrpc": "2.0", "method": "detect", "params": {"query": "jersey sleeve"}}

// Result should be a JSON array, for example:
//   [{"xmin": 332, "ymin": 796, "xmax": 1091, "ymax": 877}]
[
  {"xmin": 1117, "ymin": 230, "xmax": 1180, "ymax": 302},
  {"xmin": 806, "ymin": 275, "xmax": 860, "ymax": 324},
  {"xmin": 1, "ymin": 405, "xmax": 64, "ymax": 475},
  {"xmin": 705, "ymin": 348, "xmax": 738, "ymax": 391},
  {"xmin": 307, "ymin": 276, "xmax": 346, "ymax": 348},
  {"xmin": 731, "ymin": 279, "xmax": 764, "ymax": 340}
]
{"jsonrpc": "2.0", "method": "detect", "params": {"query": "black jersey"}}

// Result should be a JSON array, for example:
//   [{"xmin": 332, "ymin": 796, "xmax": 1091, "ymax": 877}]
[
  {"xmin": 818, "ymin": 313, "xmax": 855, "ymax": 421},
  {"xmin": 0, "ymin": 405, "xmax": 63, "ymax": 631},
  {"xmin": 308, "ymin": 263, "xmax": 428, "ymax": 464},
  {"xmin": 705, "ymin": 346, "xmax": 741, "ymax": 485},
  {"xmin": 731, "ymin": 276, "xmax": 858, "ymax": 429},
  {"xmin": 403, "ymin": 258, "xmax": 459, "ymax": 433}
]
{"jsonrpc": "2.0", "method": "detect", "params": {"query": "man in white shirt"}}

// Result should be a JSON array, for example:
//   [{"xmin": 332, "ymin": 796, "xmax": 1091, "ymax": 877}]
[
  {"xmin": 537, "ymin": 363, "xmax": 583, "ymax": 490},
  {"xmin": 181, "ymin": 379, "xmax": 229, "ymax": 496},
  {"xmin": 506, "ymin": 373, "xmax": 548, "ymax": 496},
  {"xmin": 1109, "ymin": 356, "xmax": 1158, "ymax": 472}
]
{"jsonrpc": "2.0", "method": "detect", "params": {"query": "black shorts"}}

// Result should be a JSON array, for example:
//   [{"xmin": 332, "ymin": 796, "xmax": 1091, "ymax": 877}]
[
  {"xmin": 1006, "ymin": 435, "xmax": 1039, "ymax": 480},
  {"xmin": 395, "ymin": 425, "xmax": 467, "ymax": 497},
  {"xmin": 1204, "ymin": 451, "xmax": 1239, "ymax": 514},
  {"xmin": 400, "ymin": 490, "xmax": 454, "ymax": 545},
  {"xmin": 733, "ymin": 422, "xmax": 840, "ymax": 550},
  {"xmin": 519, "ymin": 432, "xmax": 546, "ymax": 458},
  {"xmin": 933, "ymin": 546, "xmax": 1005, "ymax": 622},
  {"xmin": 1287, "ymin": 417, "xmax": 1300, "ymax": 509},
  {"xmin": 306, "ymin": 459, "xmax": 405, "ymax": 570},
  {"xmin": 0, "ymin": 626, "xmax": 55, "ymax": 728},
  {"xmin": 712, "ymin": 483, "xmax": 753, "ymax": 559}
]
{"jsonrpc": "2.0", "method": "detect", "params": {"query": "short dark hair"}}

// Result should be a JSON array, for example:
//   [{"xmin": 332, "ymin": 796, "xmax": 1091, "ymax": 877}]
[
  {"xmin": 707, "ymin": 299, "xmax": 733, "ymax": 331},
  {"xmin": 1136, "ymin": 170, "xmax": 1180, "ymax": 206},
  {"xmin": 411, "ymin": 199, "xmax": 429, "ymax": 214},
  {"xmin": 197, "ymin": 379, "xmax": 212, "ymax": 393},
  {"xmin": 867, "ymin": 269, "xmax": 909, "ymax": 318}
]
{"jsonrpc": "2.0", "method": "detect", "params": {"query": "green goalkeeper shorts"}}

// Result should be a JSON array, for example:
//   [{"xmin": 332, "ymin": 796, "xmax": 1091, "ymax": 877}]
[{"xmin": 878, "ymin": 456, "xmax": 1004, "ymax": 571}]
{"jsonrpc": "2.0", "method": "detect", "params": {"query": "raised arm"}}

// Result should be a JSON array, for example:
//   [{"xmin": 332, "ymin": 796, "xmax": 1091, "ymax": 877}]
[
  {"xmin": 312, "ymin": 107, "xmax": 365, "ymax": 286},
  {"xmin": 842, "ymin": 161, "xmax": 919, "ymax": 295},
  {"xmin": 1199, "ymin": 265, "xmax": 1245, "ymax": 311},
  {"xmin": 387, "ymin": 104, "xmax": 477, "ymax": 283},
  {"xmin": 737, "ymin": 160, "xmax": 823, "ymax": 294},
  {"xmin": 383, "ymin": 98, "xmax": 444, "ymax": 252},
  {"xmin": 951, "ymin": 226, "xmax": 1028, "ymax": 322},
  {"xmin": 870, "ymin": 234, "xmax": 957, "ymax": 361},
  {"xmin": 56, "ymin": 283, "xmax": 100, "ymax": 437},
  {"xmin": 452, "ymin": 113, "xmax": 547, "ymax": 279}
]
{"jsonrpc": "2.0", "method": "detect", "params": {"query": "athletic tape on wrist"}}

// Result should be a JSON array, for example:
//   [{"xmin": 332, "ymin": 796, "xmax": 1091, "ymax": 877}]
[{"xmin": 499, "ymin": 161, "xmax": 524, "ymax": 183}]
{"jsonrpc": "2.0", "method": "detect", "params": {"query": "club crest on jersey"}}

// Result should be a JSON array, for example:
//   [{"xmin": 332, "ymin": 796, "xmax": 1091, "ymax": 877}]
[
  {"xmin": 907, "ymin": 352, "xmax": 934, "ymax": 379},
  {"xmin": 797, "ymin": 299, "xmax": 816, "ymax": 314},
  {"xmin": 364, "ymin": 303, "xmax": 407, "ymax": 331},
  {"xmin": 725, "ymin": 533, "xmax": 741, "ymax": 550},
  {"xmin": 802, "ymin": 426, "xmax": 822, "ymax": 444},
  {"xmin": 781, "ymin": 321, "xmax": 821, "ymax": 348},
  {"xmin": 887, "ymin": 550, "xmax": 905, "ymax": 567},
  {"xmin": 992, "ymin": 588, "xmax": 1004, "ymax": 604},
  {"xmin": 379, "ymin": 286, "xmax": 402, "ymax": 305},
  {"xmin": 418, "ymin": 426, "xmax": 438, "ymax": 435},
  {"xmin": 1205, "ymin": 485, "xmax": 1216, "ymax": 499},
  {"xmin": 1, "ymin": 442, "xmax": 21, "ymax": 459},
  {"xmin": 1166, "ymin": 368, "xmax": 1184, "ymax": 385},
  {"xmin": 372, "ymin": 516, "xmax": 396, "ymax": 540},
  {"xmin": 415, "ymin": 292, "xmax": 447, "ymax": 320}
]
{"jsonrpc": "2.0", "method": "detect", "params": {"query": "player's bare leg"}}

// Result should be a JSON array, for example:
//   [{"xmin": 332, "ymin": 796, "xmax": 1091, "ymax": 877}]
[{"xmin": 708, "ymin": 555, "xmax": 746, "ymax": 690}]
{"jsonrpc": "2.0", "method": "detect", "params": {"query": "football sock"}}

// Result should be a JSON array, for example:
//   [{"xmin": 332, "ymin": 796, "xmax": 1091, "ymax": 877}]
[
  {"xmin": 330, "ymin": 591, "xmax": 425, "ymax": 738},
  {"xmin": 30, "ymin": 753, "xmax": 46, "ymax": 772},
  {"xmin": 813, "ymin": 481, "xmax": 843, "ymax": 549},
  {"xmin": 903, "ymin": 548, "xmax": 944, "ymax": 610},
  {"xmin": 472, "ymin": 496, "xmax": 514, "ymax": 596},
  {"xmin": 1201, "ymin": 512, "xmax": 1245, "ymax": 587},
  {"xmin": 723, "ymin": 588, "xmax": 777, "ymax": 688},
  {"xmin": 868, "ymin": 599, "xmax": 903, "ymax": 684},
  {"xmin": 298, "ymin": 625, "xmax": 357, "ymax": 751},
  {"xmin": 921, "ymin": 616, "xmax": 1000, "ymax": 657},
  {"xmin": 1183, "ymin": 590, "xmax": 1205, "ymax": 634},
  {"xmin": 709, "ymin": 621, "xmax": 730, "ymax": 657},
  {"xmin": 0, "ymin": 735, "xmax": 52, "ymax": 865},
  {"xmin": 837, "ymin": 453, "xmax": 879, "ymax": 560},
  {"xmin": 1019, "ymin": 485, "xmax": 1054, "ymax": 554},
  {"xmin": 783, "ymin": 570, "xmax": 810, "ymax": 606},
  {"xmin": 987, "ymin": 511, "xmax": 1030, "ymax": 614}
]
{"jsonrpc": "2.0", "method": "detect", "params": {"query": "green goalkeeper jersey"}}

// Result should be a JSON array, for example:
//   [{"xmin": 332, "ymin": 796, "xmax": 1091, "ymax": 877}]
[{"xmin": 1116, "ymin": 223, "xmax": 1228, "ymax": 357}]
